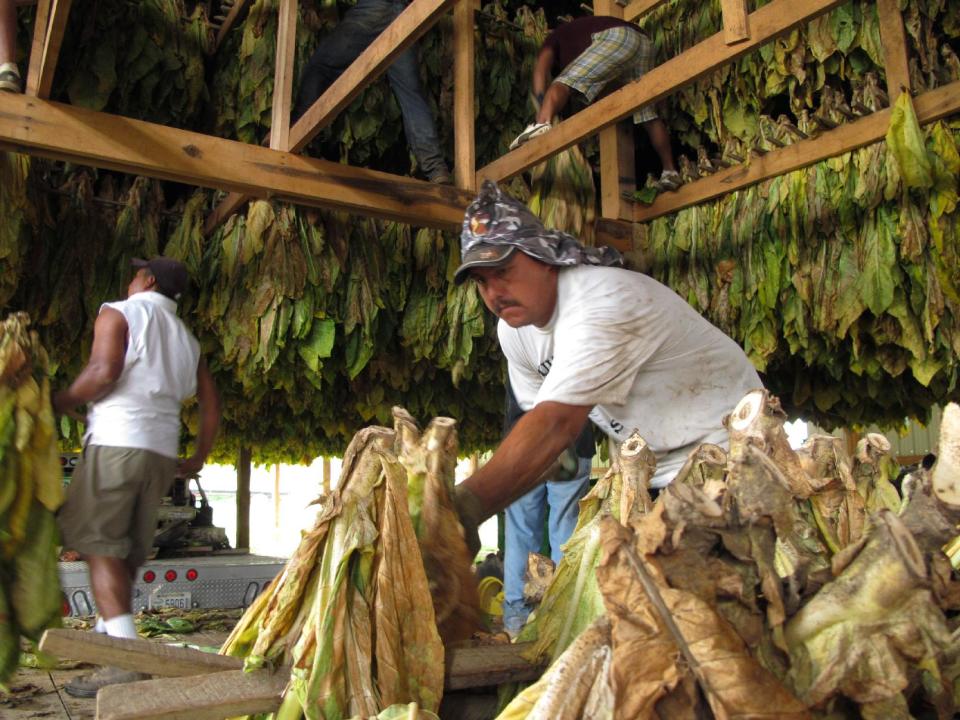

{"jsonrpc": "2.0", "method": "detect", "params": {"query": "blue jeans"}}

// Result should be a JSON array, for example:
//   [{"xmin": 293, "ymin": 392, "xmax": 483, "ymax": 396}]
[
  {"xmin": 502, "ymin": 457, "xmax": 592, "ymax": 635},
  {"xmin": 295, "ymin": 0, "xmax": 448, "ymax": 178}
]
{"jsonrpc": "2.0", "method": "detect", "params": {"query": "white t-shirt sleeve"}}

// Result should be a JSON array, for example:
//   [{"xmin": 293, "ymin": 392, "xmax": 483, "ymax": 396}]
[{"xmin": 498, "ymin": 321, "xmax": 543, "ymax": 412}]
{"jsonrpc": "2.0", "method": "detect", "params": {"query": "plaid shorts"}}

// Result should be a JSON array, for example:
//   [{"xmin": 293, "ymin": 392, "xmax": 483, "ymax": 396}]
[{"xmin": 555, "ymin": 25, "xmax": 658, "ymax": 123}]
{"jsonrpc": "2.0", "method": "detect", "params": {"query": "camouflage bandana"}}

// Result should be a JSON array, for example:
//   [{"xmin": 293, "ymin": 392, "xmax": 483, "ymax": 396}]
[{"xmin": 453, "ymin": 180, "xmax": 623, "ymax": 285}]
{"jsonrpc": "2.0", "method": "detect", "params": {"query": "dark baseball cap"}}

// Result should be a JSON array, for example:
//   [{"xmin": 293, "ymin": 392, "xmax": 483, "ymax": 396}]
[
  {"xmin": 132, "ymin": 257, "xmax": 189, "ymax": 300},
  {"xmin": 453, "ymin": 181, "xmax": 622, "ymax": 285}
]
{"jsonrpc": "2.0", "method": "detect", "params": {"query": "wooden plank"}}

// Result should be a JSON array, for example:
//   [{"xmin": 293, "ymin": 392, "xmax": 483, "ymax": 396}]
[
  {"xmin": 214, "ymin": 0, "xmax": 251, "ymax": 51},
  {"xmin": 237, "ymin": 446, "xmax": 251, "ymax": 551},
  {"xmin": 720, "ymin": 0, "xmax": 750, "ymax": 44},
  {"xmin": 453, "ymin": 0, "xmax": 476, "ymax": 191},
  {"xmin": 622, "ymin": 0, "xmax": 669, "ymax": 22},
  {"xmin": 24, "ymin": 0, "xmax": 51, "ymax": 95},
  {"xmin": 0, "ymin": 93, "xmax": 473, "ymax": 227},
  {"xmin": 876, "ymin": 0, "xmax": 911, "ymax": 97},
  {"xmin": 445, "ymin": 641, "xmax": 545, "ymax": 690},
  {"xmin": 595, "ymin": 0, "xmax": 635, "ymax": 220},
  {"xmin": 476, "ymin": 0, "xmax": 847, "ymax": 186},
  {"xmin": 38, "ymin": 629, "xmax": 243, "ymax": 677},
  {"xmin": 287, "ymin": 0, "xmax": 456, "ymax": 154},
  {"xmin": 97, "ymin": 669, "xmax": 287, "ymax": 720},
  {"xmin": 594, "ymin": 216, "xmax": 634, "ymax": 254},
  {"xmin": 269, "ymin": 0, "xmax": 298, "ymax": 152},
  {"xmin": 632, "ymin": 80, "xmax": 960, "ymax": 222},
  {"xmin": 26, "ymin": 0, "xmax": 72, "ymax": 98}
]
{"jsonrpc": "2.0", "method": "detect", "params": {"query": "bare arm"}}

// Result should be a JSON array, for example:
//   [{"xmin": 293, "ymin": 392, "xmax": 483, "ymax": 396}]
[
  {"xmin": 461, "ymin": 400, "xmax": 592, "ymax": 521},
  {"xmin": 532, "ymin": 45, "xmax": 555, "ymax": 103},
  {"xmin": 52, "ymin": 308, "xmax": 127, "ymax": 414},
  {"xmin": 178, "ymin": 357, "xmax": 221, "ymax": 477}
]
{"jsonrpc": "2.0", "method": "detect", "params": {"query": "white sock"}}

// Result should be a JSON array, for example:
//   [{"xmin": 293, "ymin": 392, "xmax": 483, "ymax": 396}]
[
  {"xmin": 103, "ymin": 614, "xmax": 139, "ymax": 640},
  {"xmin": 94, "ymin": 616, "xmax": 107, "ymax": 633}
]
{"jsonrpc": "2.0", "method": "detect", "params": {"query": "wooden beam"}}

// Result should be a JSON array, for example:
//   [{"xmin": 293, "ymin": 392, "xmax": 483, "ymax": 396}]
[
  {"xmin": 623, "ymin": 0, "xmax": 669, "ymax": 22},
  {"xmin": 269, "ymin": 0, "xmax": 298, "ymax": 152},
  {"xmin": 0, "ymin": 93, "xmax": 473, "ymax": 227},
  {"xmin": 26, "ymin": 0, "xmax": 71, "ymax": 98},
  {"xmin": 214, "ymin": 0, "xmax": 251, "ymax": 51},
  {"xmin": 876, "ymin": 0, "xmax": 911, "ymax": 97},
  {"xmin": 207, "ymin": 0, "xmax": 456, "ymax": 234},
  {"xmin": 453, "ymin": 0, "xmax": 476, "ymax": 191},
  {"xmin": 444, "ymin": 641, "xmax": 545, "ymax": 690},
  {"xmin": 595, "ymin": 0, "xmax": 634, "ymax": 220},
  {"xmin": 287, "ymin": 0, "xmax": 456, "ymax": 154},
  {"xmin": 97, "ymin": 669, "xmax": 288, "ymax": 720},
  {"xmin": 237, "ymin": 446, "xmax": 251, "ymax": 551},
  {"xmin": 476, "ymin": 0, "xmax": 847, "ymax": 185},
  {"xmin": 24, "ymin": 0, "xmax": 52, "ymax": 96},
  {"xmin": 39, "ymin": 630, "xmax": 244, "ymax": 677},
  {"xmin": 720, "ymin": 0, "xmax": 750, "ymax": 44},
  {"xmin": 594, "ymin": 216, "xmax": 634, "ymax": 254},
  {"xmin": 632, "ymin": 80, "xmax": 960, "ymax": 222}
]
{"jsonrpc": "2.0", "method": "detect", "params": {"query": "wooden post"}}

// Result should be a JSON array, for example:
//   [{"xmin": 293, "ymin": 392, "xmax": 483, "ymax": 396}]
[
  {"xmin": 236, "ymin": 447, "xmax": 251, "ymax": 551},
  {"xmin": 719, "ymin": 0, "xmax": 750, "ymax": 45},
  {"xmin": 270, "ymin": 0, "xmax": 298, "ymax": 151},
  {"xmin": 273, "ymin": 464, "xmax": 281, "ymax": 528},
  {"xmin": 322, "ymin": 456, "xmax": 331, "ymax": 493},
  {"xmin": 876, "ymin": 0, "xmax": 911, "ymax": 98},
  {"xmin": 25, "ymin": 0, "xmax": 73, "ymax": 99},
  {"xmin": 595, "ymin": 0, "xmax": 635, "ymax": 220},
  {"xmin": 453, "ymin": 0, "xmax": 476, "ymax": 191}
]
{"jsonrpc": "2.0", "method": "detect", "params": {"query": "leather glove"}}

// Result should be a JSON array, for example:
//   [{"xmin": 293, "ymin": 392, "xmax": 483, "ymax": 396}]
[{"xmin": 452, "ymin": 484, "xmax": 485, "ymax": 560}]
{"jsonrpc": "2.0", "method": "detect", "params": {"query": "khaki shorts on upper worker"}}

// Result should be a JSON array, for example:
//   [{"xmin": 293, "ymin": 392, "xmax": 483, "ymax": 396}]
[
  {"xmin": 58, "ymin": 445, "xmax": 177, "ymax": 568},
  {"xmin": 555, "ymin": 25, "xmax": 658, "ymax": 123}
]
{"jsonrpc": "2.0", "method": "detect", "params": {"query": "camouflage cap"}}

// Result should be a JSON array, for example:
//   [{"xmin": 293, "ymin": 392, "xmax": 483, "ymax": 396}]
[{"xmin": 453, "ymin": 180, "xmax": 622, "ymax": 285}]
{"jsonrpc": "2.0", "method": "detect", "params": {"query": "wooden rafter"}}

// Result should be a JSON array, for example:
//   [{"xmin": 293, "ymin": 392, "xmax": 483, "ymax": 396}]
[
  {"xmin": 595, "ymin": 0, "xmax": 634, "ymax": 220},
  {"xmin": 876, "ymin": 0, "xmax": 911, "ymax": 97},
  {"xmin": 214, "ymin": 0, "xmax": 251, "ymax": 51},
  {"xmin": 0, "ymin": 93, "xmax": 474, "ymax": 227},
  {"xmin": 24, "ymin": 0, "xmax": 72, "ymax": 98},
  {"xmin": 631, "ymin": 80, "xmax": 960, "ymax": 222},
  {"xmin": 623, "ymin": 0, "xmax": 669, "ymax": 22},
  {"xmin": 206, "ymin": 0, "xmax": 457, "ymax": 235},
  {"xmin": 476, "ymin": 0, "xmax": 847, "ymax": 186},
  {"xmin": 453, "ymin": 0, "xmax": 476, "ymax": 190},
  {"xmin": 269, "ymin": 0, "xmax": 298, "ymax": 151},
  {"xmin": 719, "ymin": 0, "xmax": 750, "ymax": 44}
]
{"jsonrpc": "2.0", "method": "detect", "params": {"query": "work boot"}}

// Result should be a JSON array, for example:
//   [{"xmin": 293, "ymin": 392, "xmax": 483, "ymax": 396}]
[
  {"xmin": 427, "ymin": 167, "xmax": 453, "ymax": 185},
  {"xmin": 656, "ymin": 169, "xmax": 682, "ymax": 192},
  {"xmin": 0, "ymin": 63, "xmax": 22, "ymax": 93},
  {"xmin": 63, "ymin": 666, "xmax": 151, "ymax": 698}
]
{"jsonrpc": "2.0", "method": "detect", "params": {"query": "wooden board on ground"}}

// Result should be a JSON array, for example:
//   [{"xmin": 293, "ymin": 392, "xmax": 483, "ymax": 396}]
[
  {"xmin": 39, "ymin": 629, "xmax": 243, "ymax": 677},
  {"xmin": 96, "ymin": 669, "xmax": 288, "ymax": 720}
]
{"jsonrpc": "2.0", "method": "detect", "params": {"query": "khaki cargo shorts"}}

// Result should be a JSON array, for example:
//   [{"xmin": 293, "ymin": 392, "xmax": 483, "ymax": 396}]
[{"xmin": 58, "ymin": 445, "xmax": 177, "ymax": 568}]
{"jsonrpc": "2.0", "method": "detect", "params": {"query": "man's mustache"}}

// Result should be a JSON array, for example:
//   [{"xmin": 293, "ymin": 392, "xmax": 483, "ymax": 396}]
[{"xmin": 494, "ymin": 300, "xmax": 520, "ymax": 315}]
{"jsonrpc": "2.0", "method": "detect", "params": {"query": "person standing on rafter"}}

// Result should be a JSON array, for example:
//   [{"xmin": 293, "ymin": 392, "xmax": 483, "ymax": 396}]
[
  {"xmin": 294, "ymin": 0, "xmax": 453, "ymax": 185},
  {"xmin": 510, "ymin": 15, "xmax": 681, "ymax": 191}
]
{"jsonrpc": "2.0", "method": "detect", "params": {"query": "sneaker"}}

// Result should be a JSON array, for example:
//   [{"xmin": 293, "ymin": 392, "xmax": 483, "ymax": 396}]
[
  {"xmin": 427, "ymin": 168, "xmax": 453, "ymax": 185},
  {"xmin": 509, "ymin": 122, "xmax": 551, "ymax": 151},
  {"xmin": 63, "ymin": 666, "xmax": 151, "ymax": 698},
  {"xmin": 0, "ymin": 63, "xmax": 22, "ymax": 93},
  {"xmin": 656, "ymin": 170, "xmax": 682, "ymax": 192}
]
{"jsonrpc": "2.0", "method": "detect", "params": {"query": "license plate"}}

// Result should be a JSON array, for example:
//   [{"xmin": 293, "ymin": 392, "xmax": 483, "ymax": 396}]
[{"xmin": 148, "ymin": 591, "xmax": 192, "ymax": 610}]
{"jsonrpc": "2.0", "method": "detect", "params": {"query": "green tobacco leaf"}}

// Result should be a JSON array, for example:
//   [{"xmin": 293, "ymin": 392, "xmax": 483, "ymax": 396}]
[
  {"xmin": 298, "ymin": 319, "xmax": 335, "ymax": 374},
  {"xmin": 857, "ymin": 207, "xmax": 897, "ymax": 316},
  {"xmin": 886, "ymin": 92, "xmax": 933, "ymax": 190}
]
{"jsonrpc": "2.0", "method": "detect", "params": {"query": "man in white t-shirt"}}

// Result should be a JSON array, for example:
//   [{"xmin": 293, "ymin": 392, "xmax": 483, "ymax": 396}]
[
  {"xmin": 452, "ymin": 181, "xmax": 761, "ymax": 553},
  {"xmin": 53, "ymin": 257, "xmax": 220, "ymax": 696}
]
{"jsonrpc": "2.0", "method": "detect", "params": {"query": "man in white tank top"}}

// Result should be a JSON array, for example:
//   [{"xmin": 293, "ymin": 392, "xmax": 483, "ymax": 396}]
[
  {"xmin": 450, "ymin": 182, "xmax": 762, "ymax": 556},
  {"xmin": 53, "ymin": 257, "xmax": 220, "ymax": 696}
]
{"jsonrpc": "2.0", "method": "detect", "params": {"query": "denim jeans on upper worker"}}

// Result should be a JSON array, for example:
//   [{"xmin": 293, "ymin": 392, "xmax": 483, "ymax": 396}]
[
  {"xmin": 502, "ymin": 457, "xmax": 592, "ymax": 636},
  {"xmin": 294, "ymin": 0, "xmax": 448, "ymax": 179}
]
